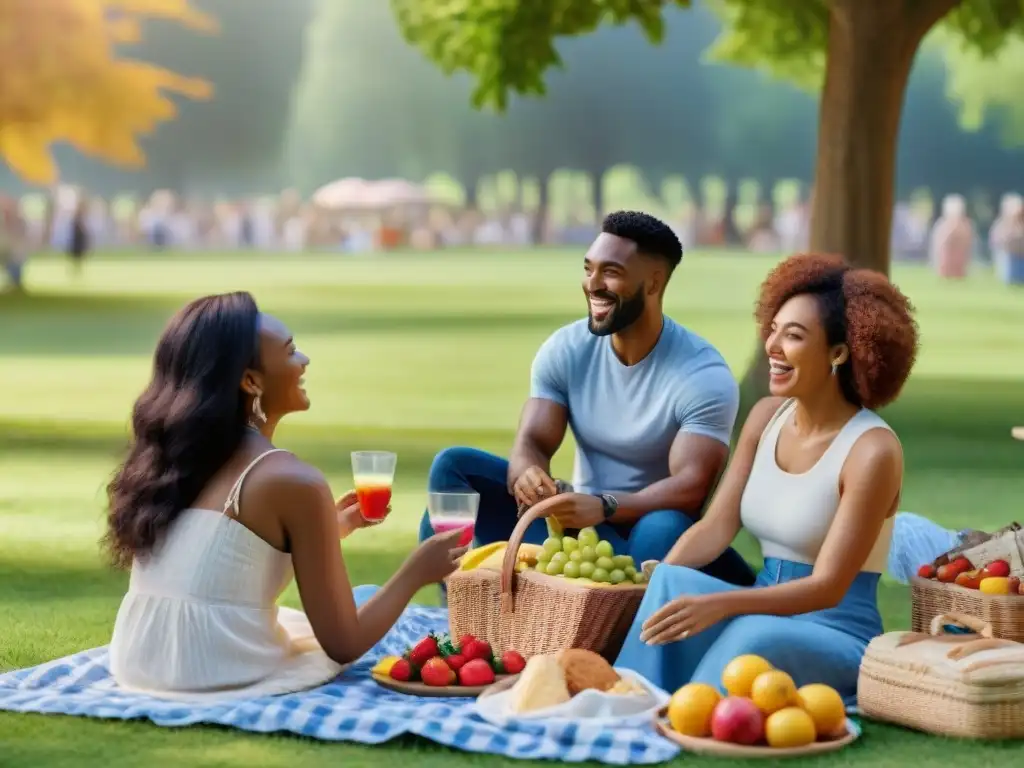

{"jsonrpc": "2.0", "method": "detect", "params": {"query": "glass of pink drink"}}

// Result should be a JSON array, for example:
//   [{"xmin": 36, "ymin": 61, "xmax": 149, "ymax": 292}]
[{"xmin": 427, "ymin": 491, "xmax": 480, "ymax": 547}]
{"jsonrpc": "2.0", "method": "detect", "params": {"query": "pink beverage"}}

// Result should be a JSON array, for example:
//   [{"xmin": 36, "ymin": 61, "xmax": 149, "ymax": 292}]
[{"xmin": 431, "ymin": 518, "xmax": 475, "ymax": 547}]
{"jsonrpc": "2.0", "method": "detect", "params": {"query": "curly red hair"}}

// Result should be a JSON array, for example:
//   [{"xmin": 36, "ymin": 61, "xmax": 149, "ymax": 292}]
[{"xmin": 754, "ymin": 253, "xmax": 919, "ymax": 410}]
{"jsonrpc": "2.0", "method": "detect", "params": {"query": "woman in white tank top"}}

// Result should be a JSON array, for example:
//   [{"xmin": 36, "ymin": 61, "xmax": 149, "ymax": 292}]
[
  {"xmin": 616, "ymin": 254, "xmax": 922, "ymax": 704},
  {"xmin": 105, "ymin": 292, "xmax": 469, "ymax": 700}
]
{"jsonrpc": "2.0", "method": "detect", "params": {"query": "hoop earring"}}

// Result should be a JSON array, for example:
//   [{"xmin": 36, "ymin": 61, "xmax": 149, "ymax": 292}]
[
  {"xmin": 831, "ymin": 362, "xmax": 839, "ymax": 377},
  {"xmin": 251, "ymin": 394, "xmax": 267, "ymax": 425}
]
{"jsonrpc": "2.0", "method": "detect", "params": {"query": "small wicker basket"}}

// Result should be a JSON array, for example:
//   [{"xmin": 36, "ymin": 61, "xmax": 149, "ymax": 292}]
[
  {"xmin": 858, "ymin": 613, "xmax": 1024, "ymax": 739},
  {"xmin": 910, "ymin": 577, "xmax": 1024, "ymax": 642},
  {"xmin": 445, "ymin": 505, "xmax": 647, "ymax": 661}
]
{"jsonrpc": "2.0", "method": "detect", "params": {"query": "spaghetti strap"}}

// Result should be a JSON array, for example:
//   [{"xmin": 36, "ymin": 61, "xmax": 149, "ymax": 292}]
[{"xmin": 223, "ymin": 448, "xmax": 290, "ymax": 518}]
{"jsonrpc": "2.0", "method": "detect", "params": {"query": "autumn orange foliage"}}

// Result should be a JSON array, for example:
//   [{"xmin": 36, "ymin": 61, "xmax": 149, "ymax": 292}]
[{"xmin": 0, "ymin": 0, "xmax": 217, "ymax": 184}]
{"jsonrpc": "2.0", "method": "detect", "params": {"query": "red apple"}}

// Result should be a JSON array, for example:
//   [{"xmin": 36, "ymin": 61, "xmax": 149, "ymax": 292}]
[
  {"xmin": 981, "ymin": 560, "xmax": 1011, "ymax": 579},
  {"xmin": 710, "ymin": 696, "xmax": 765, "ymax": 745},
  {"xmin": 917, "ymin": 564, "xmax": 936, "ymax": 579},
  {"xmin": 952, "ymin": 557, "xmax": 972, "ymax": 572},
  {"xmin": 936, "ymin": 564, "xmax": 959, "ymax": 583}
]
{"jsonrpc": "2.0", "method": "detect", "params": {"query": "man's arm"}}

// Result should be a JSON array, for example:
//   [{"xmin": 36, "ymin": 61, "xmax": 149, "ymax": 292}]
[
  {"xmin": 602, "ymin": 363, "xmax": 740, "ymax": 523},
  {"xmin": 506, "ymin": 399, "xmax": 569, "ymax": 493},
  {"xmin": 506, "ymin": 330, "xmax": 571, "ymax": 493}
]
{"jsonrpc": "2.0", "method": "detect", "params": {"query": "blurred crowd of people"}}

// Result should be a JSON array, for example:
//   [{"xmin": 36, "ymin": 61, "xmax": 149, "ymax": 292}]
[{"xmin": 2, "ymin": 185, "xmax": 1022, "ymax": 290}]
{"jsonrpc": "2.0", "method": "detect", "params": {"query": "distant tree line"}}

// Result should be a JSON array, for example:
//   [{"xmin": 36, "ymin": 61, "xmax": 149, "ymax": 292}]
[{"xmin": 4, "ymin": 0, "xmax": 1021, "ymax": 219}]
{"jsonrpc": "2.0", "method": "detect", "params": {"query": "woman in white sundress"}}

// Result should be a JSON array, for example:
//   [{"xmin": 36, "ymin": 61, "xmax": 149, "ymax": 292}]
[{"xmin": 106, "ymin": 291, "xmax": 467, "ymax": 700}]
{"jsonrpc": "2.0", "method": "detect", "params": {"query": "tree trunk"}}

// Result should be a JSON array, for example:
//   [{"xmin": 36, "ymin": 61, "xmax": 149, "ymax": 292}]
[
  {"xmin": 591, "ymin": 169, "xmax": 606, "ymax": 223},
  {"xmin": 722, "ymin": 182, "xmax": 741, "ymax": 246},
  {"xmin": 739, "ymin": 0, "xmax": 956, "ymax": 415},
  {"xmin": 532, "ymin": 174, "xmax": 551, "ymax": 245},
  {"xmin": 809, "ymin": 0, "xmax": 952, "ymax": 272}
]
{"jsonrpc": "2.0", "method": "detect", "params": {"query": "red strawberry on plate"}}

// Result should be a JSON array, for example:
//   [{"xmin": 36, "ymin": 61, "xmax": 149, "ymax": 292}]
[
  {"xmin": 462, "ymin": 638, "xmax": 492, "ymax": 662},
  {"xmin": 458, "ymin": 658, "xmax": 495, "ymax": 687},
  {"xmin": 389, "ymin": 659, "xmax": 413, "ymax": 682},
  {"xmin": 408, "ymin": 635, "xmax": 440, "ymax": 668},
  {"xmin": 501, "ymin": 650, "xmax": 526, "ymax": 675},
  {"xmin": 420, "ymin": 657, "xmax": 455, "ymax": 687},
  {"xmin": 445, "ymin": 653, "xmax": 468, "ymax": 672}
]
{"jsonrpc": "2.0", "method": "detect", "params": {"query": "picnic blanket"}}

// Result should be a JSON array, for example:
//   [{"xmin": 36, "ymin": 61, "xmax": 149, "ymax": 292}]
[{"xmin": 0, "ymin": 605, "xmax": 681, "ymax": 764}]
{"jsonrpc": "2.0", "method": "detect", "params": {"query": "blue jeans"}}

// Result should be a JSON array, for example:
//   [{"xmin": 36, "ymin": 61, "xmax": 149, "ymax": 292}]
[
  {"xmin": 419, "ymin": 447, "xmax": 756, "ymax": 586},
  {"xmin": 616, "ymin": 559, "xmax": 882, "ymax": 705}
]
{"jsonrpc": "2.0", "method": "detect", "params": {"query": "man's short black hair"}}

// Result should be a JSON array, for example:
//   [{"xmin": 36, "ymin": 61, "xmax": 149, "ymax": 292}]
[{"xmin": 601, "ymin": 210, "xmax": 682, "ymax": 271}]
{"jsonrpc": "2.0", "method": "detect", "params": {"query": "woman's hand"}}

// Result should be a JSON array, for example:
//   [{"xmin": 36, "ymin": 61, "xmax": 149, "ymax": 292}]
[
  {"xmin": 639, "ymin": 594, "xmax": 729, "ymax": 645},
  {"xmin": 336, "ymin": 490, "xmax": 385, "ymax": 539}
]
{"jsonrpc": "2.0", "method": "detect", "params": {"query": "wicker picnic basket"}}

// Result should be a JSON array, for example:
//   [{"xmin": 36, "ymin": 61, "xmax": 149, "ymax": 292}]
[
  {"xmin": 910, "ymin": 522, "xmax": 1024, "ymax": 640},
  {"xmin": 445, "ymin": 505, "xmax": 647, "ymax": 661},
  {"xmin": 858, "ymin": 613, "xmax": 1024, "ymax": 739},
  {"xmin": 911, "ymin": 578, "xmax": 1024, "ymax": 641}
]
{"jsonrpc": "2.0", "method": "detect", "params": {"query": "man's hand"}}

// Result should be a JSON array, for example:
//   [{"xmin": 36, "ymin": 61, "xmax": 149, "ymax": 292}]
[
  {"xmin": 336, "ymin": 490, "xmax": 384, "ymax": 539},
  {"xmin": 511, "ymin": 465, "xmax": 559, "ymax": 508},
  {"xmin": 526, "ymin": 492, "xmax": 604, "ymax": 529}
]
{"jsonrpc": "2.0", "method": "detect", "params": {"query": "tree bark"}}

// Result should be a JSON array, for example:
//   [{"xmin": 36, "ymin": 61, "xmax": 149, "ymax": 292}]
[
  {"xmin": 532, "ymin": 173, "xmax": 551, "ymax": 245},
  {"xmin": 739, "ymin": 0, "xmax": 956, "ymax": 415},
  {"xmin": 809, "ymin": 0, "xmax": 953, "ymax": 272}
]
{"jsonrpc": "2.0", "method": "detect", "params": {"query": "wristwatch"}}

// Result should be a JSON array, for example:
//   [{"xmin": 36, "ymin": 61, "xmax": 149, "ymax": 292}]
[{"xmin": 595, "ymin": 493, "xmax": 619, "ymax": 520}]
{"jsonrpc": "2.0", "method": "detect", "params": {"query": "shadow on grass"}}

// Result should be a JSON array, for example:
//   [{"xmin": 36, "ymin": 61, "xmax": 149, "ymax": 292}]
[
  {"xmin": 0, "ymin": 418, "xmax": 518, "ymax": 483},
  {"xmin": 0, "ymin": 289, "xmax": 580, "ymax": 357}
]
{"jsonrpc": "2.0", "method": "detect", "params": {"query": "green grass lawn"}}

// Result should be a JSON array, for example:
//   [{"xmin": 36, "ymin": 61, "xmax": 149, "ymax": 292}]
[{"xmin": 2, "ymin": 249, "xmax": 1023, "ymax": 767}]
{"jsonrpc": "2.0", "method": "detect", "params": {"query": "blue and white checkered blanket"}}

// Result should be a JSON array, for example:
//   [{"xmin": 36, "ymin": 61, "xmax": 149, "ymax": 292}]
[{"xmin": 0, "ymin": 605, "xmax": 680, "ymax": 764}]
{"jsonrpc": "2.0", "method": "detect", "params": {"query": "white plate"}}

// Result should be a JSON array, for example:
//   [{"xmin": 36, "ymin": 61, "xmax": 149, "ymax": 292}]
[{"xmin": 472, "ymin": 668, "xmax": 671, "ymax": 726}]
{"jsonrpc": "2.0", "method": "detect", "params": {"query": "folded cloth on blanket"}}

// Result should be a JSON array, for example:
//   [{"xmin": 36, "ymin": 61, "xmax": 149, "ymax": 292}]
[{"xmin": 0, "ymin": 605, "xmax": 680, "ymax": 765}]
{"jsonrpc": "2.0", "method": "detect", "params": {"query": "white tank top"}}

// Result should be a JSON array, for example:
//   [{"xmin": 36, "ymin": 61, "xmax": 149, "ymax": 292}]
[{"xmin": 739, "ymin": 399, "xmax": 897, "ymax": 574}]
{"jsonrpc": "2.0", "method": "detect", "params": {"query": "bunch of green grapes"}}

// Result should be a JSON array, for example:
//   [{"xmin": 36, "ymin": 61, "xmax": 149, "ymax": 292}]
[{"xmin": 535, "ymin": 526, "xmax": 648, "ymax": 585}]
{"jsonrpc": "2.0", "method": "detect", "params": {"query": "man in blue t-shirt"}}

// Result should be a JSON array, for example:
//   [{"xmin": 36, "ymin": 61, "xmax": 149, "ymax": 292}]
[{"xmin": 419, "ymin": 211, "xmax": 755, "ymax": 585}]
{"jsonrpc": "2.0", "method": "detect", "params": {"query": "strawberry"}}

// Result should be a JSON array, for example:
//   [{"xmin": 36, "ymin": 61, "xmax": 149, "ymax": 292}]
[
  {"xmin": 461, "ymin": 638, "xmax": 492, "ymax": 662},
  {"xmin": 458, "ymin": 658, "xmax": 495, "ymax": 687},
  {"xmin": 408, "ymin": 635, "xmax": 440, "ymax": 668},
  {"xmin": 420, "ymin": 656, "xmax": 455, "ymax": 687},
  {"xmin": 389, "ymin": 658, "xmax": 413, "ymax": 682},
  {"xmin": 445, "ymin": 653, "xmax": 468, "ymax": 671},
  {"xmin": 457, "ymin": 634, "xmax": 477, "ymax": 652},
  {"xmin": 501, "ymin": 650, "xmax": 526, "ymax": 675}
]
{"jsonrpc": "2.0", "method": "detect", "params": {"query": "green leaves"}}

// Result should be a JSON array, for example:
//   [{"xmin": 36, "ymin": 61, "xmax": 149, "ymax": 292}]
[
  {"xmin": 390, "ymin": 0, "xmax": 692, "ymax": 110},
  {"xmin": 704, "ymin": 0, "xmax": 829, "ymax": 91}
]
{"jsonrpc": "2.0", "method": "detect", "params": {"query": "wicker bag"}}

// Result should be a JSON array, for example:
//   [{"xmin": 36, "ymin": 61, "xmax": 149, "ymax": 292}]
[
  {"xmin": 911, "ymin": 524, "xmax": 1024, "ymax": 640},
  {"xmin": 858, "ymin": 613, "xmax": 1024, "ymax": 739},
  {"xmin": 445, "ymin": 505, "xmax": 647, "ymax": 660},
  {"xmin": 911, "ymin": 578, "xmax": 1024, "ymax": 641}
]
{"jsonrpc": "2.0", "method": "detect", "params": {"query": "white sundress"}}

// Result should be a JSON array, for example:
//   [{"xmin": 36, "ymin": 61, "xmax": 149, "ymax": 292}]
[{"xmin": 108, "ymin": 449, "xmax": 346, "ymax": 700}]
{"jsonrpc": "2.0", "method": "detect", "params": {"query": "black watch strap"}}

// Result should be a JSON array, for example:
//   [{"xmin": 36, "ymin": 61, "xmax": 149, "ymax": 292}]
[{"xmin": 595, "ymin": 493, "xmax": 618, "ymax": 520}]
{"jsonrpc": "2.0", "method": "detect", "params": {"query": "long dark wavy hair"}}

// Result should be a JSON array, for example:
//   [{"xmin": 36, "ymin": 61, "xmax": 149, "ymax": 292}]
[{"xmin": 104, "ymin": 292, "xmax": 261, "ymax": 568}]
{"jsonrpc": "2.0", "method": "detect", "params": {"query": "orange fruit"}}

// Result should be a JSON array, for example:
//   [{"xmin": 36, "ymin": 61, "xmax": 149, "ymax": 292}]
[
  {"xmin": 667, "ymin": 683, "xmax": 722, "ymax": 737},
  {"xmin": 796, "ymin": 684, "xmax": 846, "ymax": 736},
  {"xmin": 765, "ymin": 707, "xmax": 817, "ymax": 748},
  {"xmin": 750, "ymin": 670, "xmax": 797, "ymax": 715},
  {"xmin": 720, "ymin": 655, "xmax": 774, "ymax": 698}
]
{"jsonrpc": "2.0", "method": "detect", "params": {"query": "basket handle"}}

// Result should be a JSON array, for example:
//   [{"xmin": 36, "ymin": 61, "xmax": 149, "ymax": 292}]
[
  {"xmin": 499, "ymin": 498, "xmax": 560, "ymax": 613},
  {"xmin": 929, "ymin": 613, "xmax": 994, "ymax": 638},
  {"xmin": 946, "ymin": 638, "xmax": 1021, "ymax": 661}
]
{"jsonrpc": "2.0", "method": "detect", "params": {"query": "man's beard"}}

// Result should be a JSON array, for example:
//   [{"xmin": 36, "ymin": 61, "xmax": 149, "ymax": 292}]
[{"xmin": 587, "ymin": 285, "xmax": 646, "ymax": 336}]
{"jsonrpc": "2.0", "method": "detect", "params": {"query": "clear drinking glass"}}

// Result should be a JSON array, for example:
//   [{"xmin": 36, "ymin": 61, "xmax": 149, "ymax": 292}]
[
  {"xmin": 426, "ymin": 491, "xmax": 480, "ymax": 547},
  {"xmin": 351, "ymin": 451, "xmax": 397, "ymax": 521}
]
